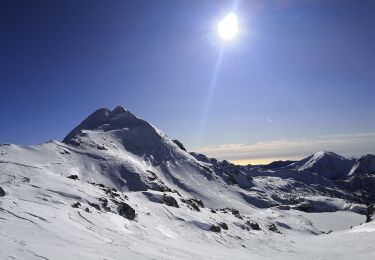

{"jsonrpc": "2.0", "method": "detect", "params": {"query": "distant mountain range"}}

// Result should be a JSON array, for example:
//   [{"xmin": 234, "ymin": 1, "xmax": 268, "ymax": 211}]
[
  {"xmin": 192, "ymin": 149, "xmax": 375, "ymax": 207},
  {"xmin": 1, "ymin": 106, "xmax": 374, "ymax": 259}
]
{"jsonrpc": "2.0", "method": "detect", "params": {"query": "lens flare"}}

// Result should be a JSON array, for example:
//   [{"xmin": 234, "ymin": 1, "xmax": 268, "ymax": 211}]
[{"xmin": 217, "ymin": 13, "xmax": 239, "ymax": 40}]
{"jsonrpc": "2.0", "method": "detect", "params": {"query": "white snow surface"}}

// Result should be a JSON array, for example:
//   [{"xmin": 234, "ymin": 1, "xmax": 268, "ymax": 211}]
[
  {"xmin": 1, "ymin": 106, "xmax": 374, "ymax": 259},
  {"xmin": 1, "ymin": 163, "xmax": 373, "ymax": 260}
]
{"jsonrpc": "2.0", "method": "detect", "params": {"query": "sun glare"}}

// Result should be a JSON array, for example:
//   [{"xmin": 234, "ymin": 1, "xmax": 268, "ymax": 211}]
[{"xmin": 217, "ymin": 12, "xmax": 239, "ymax": 41}]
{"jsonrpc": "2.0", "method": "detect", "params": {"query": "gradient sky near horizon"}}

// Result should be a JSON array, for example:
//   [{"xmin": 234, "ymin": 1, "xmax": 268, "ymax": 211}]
[{"xmin": 0, "ymin": 0, "xmax": 374, "ymax": 164}]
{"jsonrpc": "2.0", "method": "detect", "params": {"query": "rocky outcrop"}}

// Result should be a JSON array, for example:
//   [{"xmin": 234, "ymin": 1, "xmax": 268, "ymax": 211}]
[
  {"xmin": 181, "ymin": 198, "xmax": 204, "ymax": 211},
  {"xmin": 67, "ymin": 175, "xmax": 79, "ymax": 180},
  {"xmin": 218, "ymin": 222, "xmax": 228, "ymax": 230},
  {"xmin": 0, "ymin": 187, "xmax": 6, "ymax": 197},
  {"xmin": 172, "ymin": 139, "xmax": 187, "ymax": 152},
  {"xmin": 210, "ymin": 224, "xmax": 221, "ymax": 233},
  {"xmin": 71, "ymin": 202, "xmax": 81, "ymax": 208},
  {"xmin": 268, "ymin": 223, "xmax": 281, "ymax": 233},
  {"xmin": 246, "ymin": 221, "xmax": 261, "ymax": 230},
  {"xmin": 163, "ymin": 194, "xmax": 179, "ymax": 208},
  {"xmin": 366, "ymin": 204, "xmax": 374, "ymax": 223},
  {"xmin": 118, "ymin": 202, "xmax": 136, "ymax": 220}
]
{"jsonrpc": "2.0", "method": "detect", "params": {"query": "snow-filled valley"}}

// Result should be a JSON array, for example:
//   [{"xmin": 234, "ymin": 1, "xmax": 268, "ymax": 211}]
[{"xmin": 1, "ymin": 106, "xmax": 375, "ymax": 260}]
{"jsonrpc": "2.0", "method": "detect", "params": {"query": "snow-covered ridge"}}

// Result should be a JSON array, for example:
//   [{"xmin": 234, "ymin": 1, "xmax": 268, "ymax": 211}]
[
  {"xmin": 1, "ymin": 106, "xmax": 375, "ymax": 259},
  {"xmin": 348, "ymin": 154, "xmax": 375, "ymax": 177},
  {"xmin": 64, "ymin": 106, "xmax": 160, "ymax": 142},
  {"xmin": 288, "ymin": 151, "xmax": 355, "ymax": 180}
]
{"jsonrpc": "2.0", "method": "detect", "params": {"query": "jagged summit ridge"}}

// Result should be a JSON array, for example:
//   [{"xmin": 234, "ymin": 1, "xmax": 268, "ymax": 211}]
[
  {"xmin": 63, "ymin": 106, "xmax": 143, "ymax": 143},
  {"xmin": 62, "ymin": 105, "xmax": 197, "ymax": 171}
]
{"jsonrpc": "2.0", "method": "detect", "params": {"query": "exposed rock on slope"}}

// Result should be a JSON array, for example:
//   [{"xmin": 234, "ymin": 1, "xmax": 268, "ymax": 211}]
[
  {"xmin": 1, "ymin": 105, "xmax": 375, "ymax": 259},
  {"xmin": 0, "ymin": 187, "xmax": 6, "ymax": 196}
]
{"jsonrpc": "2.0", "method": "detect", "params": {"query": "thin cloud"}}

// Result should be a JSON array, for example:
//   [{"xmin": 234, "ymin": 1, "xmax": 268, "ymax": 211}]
[{"xmin": 194, "ymin": 133, "xmax": 375, "ymax": 163}]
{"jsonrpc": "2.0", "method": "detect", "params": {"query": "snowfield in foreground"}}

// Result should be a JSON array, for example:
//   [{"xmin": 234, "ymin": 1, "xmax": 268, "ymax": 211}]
[
  {"xmin": 0, "ymin": 172, "xmax": 373, "ymax": 260},
  {"xmin": 1, "ymin": 106, "xmax": 374, "ymax": 259}
]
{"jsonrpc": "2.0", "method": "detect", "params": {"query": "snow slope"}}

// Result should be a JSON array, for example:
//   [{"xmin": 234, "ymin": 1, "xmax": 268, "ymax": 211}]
[
  {"xmin": 1, "ymin": 106, "xmax": 374, "ymax": 259},
  {"xmin": 1, "ymin": 164, "xmax": 373, "ymax": 260}
]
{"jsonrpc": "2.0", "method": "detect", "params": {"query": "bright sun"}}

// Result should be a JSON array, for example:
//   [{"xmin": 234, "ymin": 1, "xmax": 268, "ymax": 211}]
[{"xmin": 217, "ymin": 12, "xmax": 239, "ymax": 41}]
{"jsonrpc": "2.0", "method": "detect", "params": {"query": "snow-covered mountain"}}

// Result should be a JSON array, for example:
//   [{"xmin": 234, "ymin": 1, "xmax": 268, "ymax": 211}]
[
  {"xmin": 349, "ymin": 154, "xmax": 375, "ymax": 177},
  {"xmin": 288, "ymin": 151, "xmax": 355, "ymax": 180},
  {"xmin": 1, "ymin": 106, "xmax": 375, "ymax": 259}
]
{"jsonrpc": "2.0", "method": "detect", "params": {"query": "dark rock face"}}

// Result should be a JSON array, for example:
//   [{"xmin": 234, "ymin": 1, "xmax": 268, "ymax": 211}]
[
  {"xmin": 88, "ymin": 202, "xmax": 101, "ymax": 211},
  {"xmin": 145, "ymin": 170, "xmax": 175, "ymax": 193},
  {"xmin": 190, "ymin": 152, "xmax": 253, "ymax": 189},
  {"xmin": 227, "ymin": 174, "xmax": 238, "ymax": 185},
  {"xmin": 240, "ymin": 225, "xmax": 250, "ymax": 231},
  {"xmin": 232, "ymin": 209, "xmax": 240, "ymax": 215},
  {"xmin": 158, "ymin": 186, "xmax": 173, "ymax": 193},
  {"xmin": 246, "ymin": 221, "xmax": 261, "ymax": 230},
  {"xmin": 231, "ymin": 209, "xmax": 243, "ymax": 219},
  {"xmin": 96, "ymin": 145, "xmax": 107, "ymax": 150},
  {"xmin": 366, "ymin": 204, "xmax": 374, "ymax": 223},
  {"xmin": 192, "ymin": 198, "xmax": 204, "ymax": 208},
  {"xmin": 147, "ymin": 170, "xmax": 157, "ymax": 181},
  {"xmin": 172, "ymin": 139, "xmax": 187, "ymax": 152},
  {"xmin": 118, "ymin": 202, "xmax": 136, "ymax": 220},
  {"xmin": 104, "ymin": 188, "xmax": 120, "ymax": 199},
  {"xmin": 99, "ymin": 197, "xmax": 111, "ymax": 212},
  {"xmin": 163, "ymin": 195, "xmax": 179, "ymax": 208},
  {"xmin": 0, "ymin": 187, "xmax": 6, "ymax": 196},
  {"xmin": 67, "ymin": 175, "xmax": 79, "ymax": 180},
  {"xmin": 71, "ymin": 202, "xmax": 81, "ymax": 208},
  {"xmin": 268, "ymin": 223, "xmax": 281, "ymax": 233},
  {"xmin": 218, "ymin": 222, "xmax": 228, "ymax": 230},
  {"xmin": 22, "ymin": 177, "xmax": 30, "ymax": 183},
  {"xmin": 181, "ymin": 198, "xmax": 204, "ymax": 211},
  {"xmin": 210, "ymin": 225, "xmax": 221, "ymax": 233}
]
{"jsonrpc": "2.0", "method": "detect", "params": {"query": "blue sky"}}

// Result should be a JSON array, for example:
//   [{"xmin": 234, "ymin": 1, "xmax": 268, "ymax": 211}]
[{"xmin": 0, "ymin": 0, "xmax": 374, "ymax": 163}]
